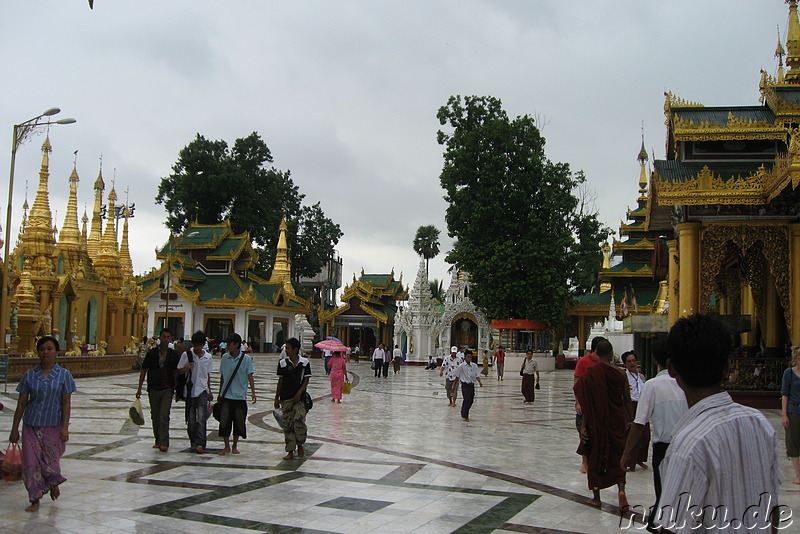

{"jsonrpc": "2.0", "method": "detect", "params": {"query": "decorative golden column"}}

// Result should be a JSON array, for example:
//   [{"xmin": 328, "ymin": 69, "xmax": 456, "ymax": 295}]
[
  {"xmin": 667, "ymin": 239, "xmax": 679, "ymax": 326},
  {"xmin": 764, "ymin": 271, "xmax": 782, "ymax": 356},
  {"xmin": 741, "ymin": 280, "xmax": 754, "ymax": 346},
  {"xmin": 677, "ymin": 223, "xmax": 701, "ymax": 317},
  {"xmin": 791, "ymin": 223, "xmax": 800, "ymax": 345}
]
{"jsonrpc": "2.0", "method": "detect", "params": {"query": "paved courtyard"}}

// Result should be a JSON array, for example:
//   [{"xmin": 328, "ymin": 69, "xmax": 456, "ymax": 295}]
[{"xmin": 0, "ymin": 355, "xmax": 797, "ymax": 533}]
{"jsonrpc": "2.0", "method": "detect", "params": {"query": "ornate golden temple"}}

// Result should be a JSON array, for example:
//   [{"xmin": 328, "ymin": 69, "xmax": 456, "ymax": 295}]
[
  {"xmin": 1, "ymin": 138, "xmax": 145, "ymax": 356},
  {"xmin": 571, "ymin": 1, "xmax": 800, "ymax": 381}
]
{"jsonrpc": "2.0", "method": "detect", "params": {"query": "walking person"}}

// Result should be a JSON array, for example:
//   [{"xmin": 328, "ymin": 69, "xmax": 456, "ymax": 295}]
[
  {"xmin": 8, "ymin": 336, "xmax": 76, "ymax": 512},
  {"xmin": 454, "ymin": 349, "xmax": 483, "ymax": 421},
  {"xmin": 520, "ymin": 350, "xmax": 540, "ymax": 403},
  {"xmin": 217, "ymin": 333, "xmax": 256, "ymax": 455},
  {"xmin": 481, "ymin": 349, "xmax": 490, "ymax": 376},
  {"xmin": 392, "ymin": 344, "xmax": 403, "ymax": 374},
  {"xmin": 381, "ymin": 344, "xmax": 391, "ymax": 377},
  {"xmin": 136, "ymin": 328, "xmax": 180, "ymax": 452},
  {"xmin": 328, "ymin": 351, "xmax": 347, "ymax": 403},
  {"xmin": 655, "ymin": 315, "xmax": 781, "ymax": 532},
  {"xmin": 177, "ymin": 331, "xmax": 213, "ymax": 454},
  {"xmin": 622, "ymin": 350, "xmax": 650, "ymax": 471},
  {"xmin": 440, "ymin": 346, "xmax": 463, "ymax": 406},
  {"xmin": 620, "ymin": 340, "xmax": 687, "ymax": 533},
  {"xmin": 275, "ymin": 337, "xmax": 311, "ymax": 460},
  {"xmin": 573, "ymin": 339, "xmax": 632, "ymax": 510},
  {"xmin": 372, "ymin": 344, "xmax": 385, "ymax": 378},
  {"xmin": 574, "ymin": 336, "xmax": 605, "ymax": 473},
  {"xmin": 781, "ymin": 345, "xmax": 800, "ymax": 485},
  {"xmin": 493, "ymin": 346, "xmax": 506, "ymax": 380}
]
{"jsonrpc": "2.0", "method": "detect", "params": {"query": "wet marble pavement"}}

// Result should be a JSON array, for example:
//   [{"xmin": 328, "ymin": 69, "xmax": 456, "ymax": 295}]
[{"xmin": 0, "ymin": 356, "xmax": 797, "ymax": 533}]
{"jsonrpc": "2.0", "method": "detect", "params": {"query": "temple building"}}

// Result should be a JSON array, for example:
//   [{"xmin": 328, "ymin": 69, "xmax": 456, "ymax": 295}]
[
  {"xmin": 567, "ymin": 140, "xmax": 671, "ymax": 356},
  {"xmin": 394, "ymin": 260, "xmax": 492, "ymax": 360},
  {"xmin": 139, "ymin": 218, "xmax": 310, "ymax": 351},
  {"xmin": 1, "ymin": 138, "xmax": 145, "ymax": 356},
  {"xmin": 317, "ymin": 269, "xmax": 407, "ymax": 351}
]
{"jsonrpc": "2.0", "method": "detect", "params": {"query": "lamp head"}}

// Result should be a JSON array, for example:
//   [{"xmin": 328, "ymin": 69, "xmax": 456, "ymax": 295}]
[
  {"xmin": 56, "ymin": 118, "xmax": 76, "ymax": 125},
  {"xmin": 42, "ymin": 107, "xmax": 61, "ymax": 117}
]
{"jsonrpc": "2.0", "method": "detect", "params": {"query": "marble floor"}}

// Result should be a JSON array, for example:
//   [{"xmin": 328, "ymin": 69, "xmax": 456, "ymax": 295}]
[{"xmin": 0, "ymin": 356, "xmax": 797, "ymax": 533}]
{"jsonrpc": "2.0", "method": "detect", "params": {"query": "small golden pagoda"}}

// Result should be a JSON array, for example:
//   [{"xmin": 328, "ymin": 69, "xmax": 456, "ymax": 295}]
[{"xmin": 2, "ymin": 138, "xmax": 146, "ymax": 356}]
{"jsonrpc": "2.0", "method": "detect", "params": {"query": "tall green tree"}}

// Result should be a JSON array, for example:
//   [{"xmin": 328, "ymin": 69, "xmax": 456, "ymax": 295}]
[
  {"xmin": 413, "ymin": 224, "xmax": 441, "ymax": 273},
  {"xmin": 429, "ymin": 278, "xmax": 445, "ymax": 304},
  {"xmin": 155, "ymin": 132, "xmax": 343, "ymax": 279},
  {"xmin": 437, "ymin": 95, "xmax": 609, "ymax": 327}
]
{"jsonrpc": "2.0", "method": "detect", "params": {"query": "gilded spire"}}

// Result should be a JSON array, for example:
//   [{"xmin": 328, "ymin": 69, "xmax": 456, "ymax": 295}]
[
  {"xmin": 57, "ymin": 166, "xmax": 82, "ymax": 249},
  {"xmin": 87, "ymin": 167, "xmax": 104, "ymax": 260},
  {"xmin": 785, "ymin": 0, "xmax": 800, "ymax": 82},
  {"xmin": 637, "ymin": 135, "xmax": 649, "ymax": 199},
  {"xmin": 119, "ymin": 205, "xmax": 133, "ymax": 277},
  {"xmin": 99, "ymin": 186, "xmax": 119, "ymax": 256},
  {"xmin": 777, "ymin": 24, "xmax": 787, "ymax": 82},
  {"xmin": 80, "ymin": 209, "xmax": 88, "ymax": 250},
  {"xmin": 267, "ymin": 218, "xmax": 295, "ymax": 294},
  {"xmin": 18, "ymin": 137, "xmax": 56, "ymax": 272}
]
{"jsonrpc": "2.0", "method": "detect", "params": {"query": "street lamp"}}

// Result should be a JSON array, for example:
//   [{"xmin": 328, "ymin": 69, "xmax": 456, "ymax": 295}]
[{"xmin": 1, "ymin": 108, "xmax": 76, "ymax": 353}]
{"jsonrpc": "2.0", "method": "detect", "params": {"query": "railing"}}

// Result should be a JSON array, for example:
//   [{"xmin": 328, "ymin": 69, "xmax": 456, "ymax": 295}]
[{"xmin": 723, "ymin": 357, "xmax": 789, "ymax": 392}]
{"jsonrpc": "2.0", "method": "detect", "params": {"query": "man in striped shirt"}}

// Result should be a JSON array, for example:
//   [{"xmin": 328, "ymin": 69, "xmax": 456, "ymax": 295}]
[{"xmin": 654, "ymin": 314, "xmax": 782, "ymax": 533}]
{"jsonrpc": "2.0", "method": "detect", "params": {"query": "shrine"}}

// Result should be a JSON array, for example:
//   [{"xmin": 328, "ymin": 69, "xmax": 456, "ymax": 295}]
[
  {"xmin": 317, "ymin": 269, "xmax": 407, "ymax": 351},
  {"xmin": 139, "ymin": 218, "xmax": 309, "ymax": 351}
]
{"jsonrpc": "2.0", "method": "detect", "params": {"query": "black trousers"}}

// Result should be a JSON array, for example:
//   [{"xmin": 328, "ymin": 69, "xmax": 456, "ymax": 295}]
[
  {"xmin": 460, "ymin": 382, "xmax": 475, "ymax": 419},
  {"xmin": 649, "ymin": 441, "xmax": 670, "ymax": 528},
  {"xmin": 374, "ymin": 359, "xmax": 383, "ymax": 376}
]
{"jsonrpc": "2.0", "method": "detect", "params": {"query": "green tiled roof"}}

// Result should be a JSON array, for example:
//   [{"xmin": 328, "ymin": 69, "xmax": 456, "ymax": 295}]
[
  {"xmin": 179, "ymin": 226, "xmax": 228, "ymax": 247},
  {"xmin": 197, "ymin": 276, "xmax": 244, "ymax": 301},
  {"xmin": 654, "ymin": 160, "xmax": 770, "ymax": 183},
  {"xmin": 574, "ymin": 292, "xmax": 613, "ymax": 306},
  {"xmin": 606, "ymin": 262, "xmax": 650, "ymax": 273},
  {"xmin": 209, "ymin": 237, "xmax": 244, "ymax": 258},
  {"xmin": 774, "ymin": 87, "xmax": 800, "ymax": 105},
  {"xmin": 361, "ymin": 274, "xmax": 392, "ymax": 285},
  {"xmin": 673, "ymin": 106, "xmax": 775, "ymax": 126},
  {"xmin": 254, "ymin": 284, "xmax": 279, "ymax": 302}
]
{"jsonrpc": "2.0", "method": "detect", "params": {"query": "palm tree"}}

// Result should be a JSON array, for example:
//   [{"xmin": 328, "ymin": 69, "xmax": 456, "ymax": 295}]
[
  {"xmin": 413, "ymin": 225, "xmax": 440, "ymax": 273},
  {"xmin": 429, "ymin": 278, "xmax": 445, "ymax": 304}
]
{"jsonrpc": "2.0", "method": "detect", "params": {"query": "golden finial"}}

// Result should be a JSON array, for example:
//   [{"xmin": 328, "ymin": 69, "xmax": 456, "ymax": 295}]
[{"xmin": 785, "ymin": 0, "xmax": 800, "ymax": 83}]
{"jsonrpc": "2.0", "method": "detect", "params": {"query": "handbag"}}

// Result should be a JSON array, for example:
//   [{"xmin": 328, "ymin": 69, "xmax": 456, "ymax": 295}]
[
  {"xmin": 342, "ymin": 380, "xmax": 352, "ymax": 395},
  {"xmin": 303, "ymin": 391, "xmax": 313, "ymax": 411},
  {"xmin": 1, "ymin": 443, "xmax": 22, "ymax": 482},
  {"xmin": 212, "ymin": 354, "xmax": 245, "ymax": 422},
  {"xmin": 129, "ymin": 397, "xmax": 145, "ymax": 426},
  {"xmin": 175, "ymin": 351, "xmax": 194, "ymax": 402},
  {"xmin": 535, "ymin": 382, "xmax": 541, "ymax": 390}
]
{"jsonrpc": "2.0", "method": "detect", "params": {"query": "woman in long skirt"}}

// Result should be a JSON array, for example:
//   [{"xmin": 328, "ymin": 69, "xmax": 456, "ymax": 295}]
[
  {"xmin": 328, "ymin": 352, "xmax": 347, "ymax": 403},
  {"xmin": 9, "ymin": 336, "xmax": 76, "ymax": 512},
  {"xmin": 520, "ymin": 350, "xmax": 540, "ymax": 403}
]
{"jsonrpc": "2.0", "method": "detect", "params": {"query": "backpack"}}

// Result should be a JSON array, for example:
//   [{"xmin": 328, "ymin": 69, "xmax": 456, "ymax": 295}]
[{"xmin": 175, "ymin": 351, "xmax": 194, "ymax": 401}]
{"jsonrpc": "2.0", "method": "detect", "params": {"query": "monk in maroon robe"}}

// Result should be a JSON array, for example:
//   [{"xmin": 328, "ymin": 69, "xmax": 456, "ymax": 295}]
[{"xmin": 573, "ymin": 339, "xmax": 633, "ymax": 510}]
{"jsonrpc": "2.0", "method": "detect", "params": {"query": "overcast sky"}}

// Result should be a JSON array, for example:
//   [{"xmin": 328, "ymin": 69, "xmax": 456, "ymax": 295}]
[{"xmin": 0, "ymin": 1, "xmax": 792, "ymax": 294}]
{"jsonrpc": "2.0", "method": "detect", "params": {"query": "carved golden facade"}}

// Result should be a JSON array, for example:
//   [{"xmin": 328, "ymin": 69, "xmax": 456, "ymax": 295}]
[
  {"xmin": 3, "ymin": 138, "xmax": 146, "ymax": 356},
  {"xmin": 656, "ymin": 1, "xmax": 800, "ymax": 353}
]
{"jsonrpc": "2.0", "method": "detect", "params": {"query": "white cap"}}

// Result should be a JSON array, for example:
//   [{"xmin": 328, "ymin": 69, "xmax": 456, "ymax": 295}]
[{"xmin": 450, "ymin": 346, "xmax": 458, "ymax": 352}]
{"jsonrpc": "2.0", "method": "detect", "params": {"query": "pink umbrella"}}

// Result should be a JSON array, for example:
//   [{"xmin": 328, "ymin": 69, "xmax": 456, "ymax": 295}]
[{"xmin": 314, "ymin": 339, "xmax": 347, "ymax": 352}]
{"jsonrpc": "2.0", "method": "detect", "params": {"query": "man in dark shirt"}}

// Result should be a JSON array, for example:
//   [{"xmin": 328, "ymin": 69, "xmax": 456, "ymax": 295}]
[
  {"xmin": 136, "ymin": 328, "xmax": 180, "ymax": 451},
  {"xmin": 274, "ymin": 337, "xmax": 311, "ymax": 460}
]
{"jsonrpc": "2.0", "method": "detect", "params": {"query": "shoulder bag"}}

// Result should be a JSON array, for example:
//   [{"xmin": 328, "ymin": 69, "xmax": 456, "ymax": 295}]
[{"xmin": 212, "ymin": 355, "xmax": 244, "ymax": 421}]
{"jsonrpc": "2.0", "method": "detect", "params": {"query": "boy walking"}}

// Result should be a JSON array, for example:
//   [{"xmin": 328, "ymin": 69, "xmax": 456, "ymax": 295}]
[
  {"xmin": 177, "ymin": 331, "xmax": 213, "ymax": 454},
  {"xmin": 275, "ymin": 338, "xmax": 311, "ymax": 460}
]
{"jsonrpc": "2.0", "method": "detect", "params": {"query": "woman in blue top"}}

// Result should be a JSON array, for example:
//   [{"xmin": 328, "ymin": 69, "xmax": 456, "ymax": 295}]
[
  {"xmin": 782, "ymin": 345, "xmax": 800, "ymax": 485},
  {"xmin": 9, "ymin": 336, "xmax": 77, "ymax": 512}
]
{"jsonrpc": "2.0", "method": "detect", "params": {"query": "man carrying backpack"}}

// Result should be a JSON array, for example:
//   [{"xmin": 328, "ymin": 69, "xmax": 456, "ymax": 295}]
[
  {"xmin": 274, "ymin": 337, "xmax": 311, "ymax": 460},
  {"xmin": 177, "ymin": 331, "xmax": 213, "ymax": 454}
]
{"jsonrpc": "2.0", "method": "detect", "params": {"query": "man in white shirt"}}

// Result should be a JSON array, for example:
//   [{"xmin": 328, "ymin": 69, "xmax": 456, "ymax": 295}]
[
  {"xmin": 177, "ymin": 331, "xmax": 214, "ymax": 454},
  {"xmin": 392, "ymin": 344, "xmax": 403, "ymax": 374},
  {"xmin": 622, "ymin": 350, "xmax": 650, "ymax": 471},
  {"xmin": 621, "ymin": 341, "xmax": 687, "ymax": 532},
  {"xmin": 454, "ymin": 349, "xmax": 483, "ymax": 421},
  {"xmin": 440, "ymin": 346, "xmax": 463, "ymax": 406},
  {"xmin": 372, "ymin": 345, "xmax": 385, "ymax": 378},
  {"xmin": 654, "ymin": 314, "xmax": 782, "ymax": 533}
]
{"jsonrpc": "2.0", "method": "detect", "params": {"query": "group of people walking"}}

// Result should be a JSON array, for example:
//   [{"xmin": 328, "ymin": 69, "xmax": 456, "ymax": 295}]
[{"xmin": 371, "ymin": 343, "xmax": 403, "ymax": 377}]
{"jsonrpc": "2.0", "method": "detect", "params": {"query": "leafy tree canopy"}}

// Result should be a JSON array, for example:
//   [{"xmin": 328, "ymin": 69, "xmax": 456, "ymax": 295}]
[
  {"xmin": 155, "ymin": 132, "xmax": 343, "ymax": 279},
  {"xmin": 413, "ymin": 224, "xmax": 441, "ymax": 272},
  {"xmin": 437, "ymin": 95, "xmax": 610, "ymax": 327}
]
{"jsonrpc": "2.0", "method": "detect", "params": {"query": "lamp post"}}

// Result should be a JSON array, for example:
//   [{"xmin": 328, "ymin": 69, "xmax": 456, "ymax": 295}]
[{"xmin": 1, "ymin": 108, "xmax": 76, "ymax": 353}]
